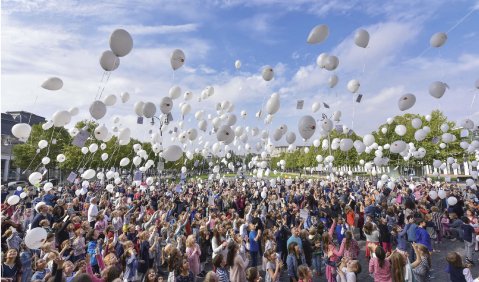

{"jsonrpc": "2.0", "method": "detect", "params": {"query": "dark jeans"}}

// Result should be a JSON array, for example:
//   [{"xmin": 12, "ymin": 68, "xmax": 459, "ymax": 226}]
[
  {"xmin": 249, "ymin": 251, "xmax": 258, "ymax": 267},
  {"xmin": 406, "ymin": 241, "xmax": 416, "ymax": 262}
]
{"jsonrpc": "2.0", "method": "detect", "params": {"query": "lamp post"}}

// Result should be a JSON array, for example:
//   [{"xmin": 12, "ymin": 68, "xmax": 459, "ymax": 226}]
[{"xmin": 2, "ymin": 136, "xmax": 14, "ymax": 182}]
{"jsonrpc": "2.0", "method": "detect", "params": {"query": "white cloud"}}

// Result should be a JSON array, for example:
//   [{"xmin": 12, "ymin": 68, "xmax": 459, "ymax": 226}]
[{"xmin": 97, "ymin": 24, "xmax": 199, "ymax": 35}]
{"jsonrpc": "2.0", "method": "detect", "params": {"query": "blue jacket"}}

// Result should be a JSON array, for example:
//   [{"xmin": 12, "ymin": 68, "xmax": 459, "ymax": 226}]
[
  {"xmin": 406, "ymin": 223, "xmax": 417, "ymax": 242},
  {"xmin": 397, "ymin": 224, "xmax": 409, "ymax": 251},
  {"xmin": 335, "ymin": 224, "xmax": 346, "ymax": 245},
  {"xmin": 462, "ymin": 224, "xmax": 475, "ymax": 243},
  {"xmin": 415, "ymin": 227, "xmax": 432, "ymax": 251},
  {"xmin": 249, "ymin": 230, "xmax": 259, "ymax": 252},
  {"xmin": 287, "ymin": 254, "xmax": 299, "ymax": 280},
  {"xmin": 87, "ymin": 241, "xmax": 98, "ymax": 266}
]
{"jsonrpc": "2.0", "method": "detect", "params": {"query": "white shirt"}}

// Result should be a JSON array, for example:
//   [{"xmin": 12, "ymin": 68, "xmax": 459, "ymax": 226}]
[{"xmin": 88, "ymin": 204, "xmax": 99, "ymax": 222}]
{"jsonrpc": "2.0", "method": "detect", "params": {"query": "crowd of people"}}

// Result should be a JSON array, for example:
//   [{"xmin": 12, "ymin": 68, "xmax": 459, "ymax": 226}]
[{"xmin": 1, "ymin": 175, "xmax": 479, "ymax": 282}]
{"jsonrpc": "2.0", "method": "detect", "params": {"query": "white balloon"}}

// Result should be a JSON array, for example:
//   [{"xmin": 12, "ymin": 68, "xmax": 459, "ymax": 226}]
[
  {"xmin": 118, "ymin": 127, "xmax": 131, "ymax": 141},
  {"xmin": 429, "ymin": 191, "xmax": 438, "ymax": 200},
  {"xmin": 312, "ymin": 102, "xmax": 321, "ymax": 113},
  {"xmin": 414, "ymin": 129, "xmax": 426, "ymax": 141},
  {"xmin": 321, "ymin": 118, "xmax": 333, "ymax": 132},
  {"xmin": 103, "ymin": 94, "xmax": 117, "ymax": 106},
  {"xmin": 170, "ymin": 49, "xmax": 185, "ymax": 70},
  {"xmin": 363, "ymin": 134, "xmax": 375, "ymax": 146},
  {"xmin": 395, "ymin": 125, "xmax": 407, "ymax": 136},
  {"xmin": 262, "ymin": 66, "xmax": 274, "ymax": 81},
  {"xmin": 461, "ymin": 119, "xmax": 475, "ymax": 130},
  {"xmin": 101, "ymin": 153, "xmax": 109, "ymax": 161},
  {"xmin": 180, "ymin": 103, "xmax": 191, "ymax": 116},
  {"xmin": 398, "ymin": 93, "xmax": 416, "ymax": 111},
  {"xmin": 235, "ymin": 60, "xmax": 241, "ymax": 69},
  {"xmin": 82, "ymin": 169, "xmax": 95, "ymax": 180},
  {"xmin": 11, "ymin": 123, "xmax": 31, "ymax": 141},
  {"xmin": 163, "ymin": 145, "xmax": 183, "ymax": 162},
  {"xmin": 198, "ymin": 120, "xmax": 207, "ymax": 132},
  {"xmin": 56, "ymin": 154, "xmax": 66, "ymax": 163},
  {"xmin": 265, "ymin": 93, "xmax": 280, "ymax": 115},
  {"xmin": 425, "ymin": 115, "xmax": 432, "ymax": 122},
  {"xmin": 440, "ymin": 123, "xmax": 449, "ymax": 133},
  {"xmin": 41, "ymin": 77, "xmax": 63, "ymax": 91},
  {"xmin": 120, "ymin": 92, "xmax": 130, "ymax": 103},
  {"xmin": 286, "ymin": 132, "xmax": 296, "ymax": 144},
  {"xmin": 447, "ymin": 196, "xmax": 458, "ymax": 206},
  {"xmin": 184, "ymin": 91, "xmax": 193, "ymax": 101},
  {"xmin": 430, "ymin": 32, "xmax": 447, "ymax": 48},
  {"xmin": 217, "ymin": 125, "xmax": 234, "ymax": 145},
  {"xmin": 328, "ymin": 74, "xmax": 339, "ymax": 88},
  {"xmin": 390, "ymin": 140, "xmax": 407, "ymax": 154},
  {"xmin": 169, "ymin": 86, "xmax": 182, "ymax": 100},
  {"xmin": 38, "ymin": 140, "xmax": 48, "ymax": 149},
  {"xmin": 347, "ymin": 79, "xmax": 360, "ymax": 93},
  {"xmin": 298, "ymin": 115, "xmax": 317, "ymax": 140},
  {"xmin": 89, "ymin": 143, "xmax": 98, "ymax": 153},
  {"xmin": 99, "ymin": 50, "xmax": 120, "ymax": 71},
  {"xmin": 94, "ymin": 124, "xmax": 108, "ymax": 141},
  {"xmin": 316, "ymin": 53, "xmax": 328, "ymax": 68},
  {"xmin": 307, "ymin": 24, "xmax": 329, "ymax": 44},
  {"xmin": 41, "ymin": 156, "xmax": 50, "ymax": 165},
  {"xmin": 442, "ymin": 133, "xmax": 454, "ymax": 143},
  {"xmin": 109, "ymin": 29, "xmax": 133, "ymax": 57},
  {"xmin": 28, "ymin": 172, "xmax": 42, "ymax": 185},
  {"xmin": 142, "ymin": 102, "xmax": 157, "ymax": 118},
  {"xmin": 411, "ymin": 118, "xmax": 422, "ymax": 129},
  {"xmin": 354, "ymin": 29, "xmax": 370, "ymax": 48},
  {"xmin": 324, "ymin": 55, "xmax": 339, "ymax": 71},
  {"xmin": 340, "ymin": 139, "xmax": 353, "ymax": 152},
  {"xmin": 42, "ymin": 121, "xmax": 54, "ymax": 130},
  {"xmin": 160, "ymin": 97, "xmax": 173, "ymax": 114},
  {"xmin": 52, "ymin": 110, "xmax": 71, "ymax": 127},
  {"xmin": 25, "ymin": 228, "xmax": 47, "ymax": 249},
  {"xmin": 133, "ymin": 156, "xmax": 142, "ymax": 166},
  {"xmin": 433, "ymin": 160, "xmax": 442, "ymax": 168},
  {"xmin": 332, "ymin": 111, "xmax": 341, "ymax": 122},
  {"xmin": 89, "ymin": 100, "xmax": 107, "ymax": 120},
  {"xmin": 81, "ymin": 147, "xmax": 89, "ymax": 154},
  {"xmin": 429, "ymin": 81, "xmax": 448, "ymax": 99},
  {"xmin": 120, "ymin": 157, "xmax": 130, "ymax": 166}
]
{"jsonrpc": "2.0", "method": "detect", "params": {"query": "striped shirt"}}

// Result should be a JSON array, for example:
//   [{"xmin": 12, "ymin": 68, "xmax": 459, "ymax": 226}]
[{"xmin": 216, "ymin": 267, "xmax": 230, "ymax": 282}]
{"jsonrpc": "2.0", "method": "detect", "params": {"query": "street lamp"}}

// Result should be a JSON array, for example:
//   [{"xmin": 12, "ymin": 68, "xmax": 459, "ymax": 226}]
[{"xmin": 2, "ymin": 136, "xmax": 14, "ymax": 182}]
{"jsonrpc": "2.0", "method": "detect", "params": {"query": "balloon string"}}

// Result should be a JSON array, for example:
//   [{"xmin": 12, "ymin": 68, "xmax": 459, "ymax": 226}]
[
  {"xmin": 45, "ymin": 127, "xmax": 56, "ymax": 156},
  {"xmin": 351, "ymin": 95, "xmax": 356, "ymax": 130},
  {"xmin": 471, "ymin": 93, "xmax": 477, "ymax": 116},
  {"xmin": 105, "ymin": 144, "xmax": 119, "ymax": 169},
  {"xmin": 22, "ymin": 152, "xmax": 40, "ymax": 174},
  {"xmin": 416, "ymin": 5, "xmax": 477, "ymax": 59},
  {"xmin": 86, "ymin": 150, "xmax": 99, "ymax": 168},
  {"xmin": 98, "ymin": 71, "xmax": 112, "ymax": 100},
  {"xmin": 447, "ymin": 7, "xmax": 477, "ymax": 34},
  {"xmin": 76, "ymin": 153, "xmax": 87, "ymax": 171},
  {"xmin": 28, "ymin": 95, "xmax": 39, "ymax": 125},
  {"xmin": 94, "ymin": 71, "xmax": 107, "ymax": 101}
]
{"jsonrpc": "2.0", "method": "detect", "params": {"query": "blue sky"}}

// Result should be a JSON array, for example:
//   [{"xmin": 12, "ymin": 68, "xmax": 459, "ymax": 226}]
[{"xmin": 2, "ymin": 0, "xmax": 479, "ymax": 149}]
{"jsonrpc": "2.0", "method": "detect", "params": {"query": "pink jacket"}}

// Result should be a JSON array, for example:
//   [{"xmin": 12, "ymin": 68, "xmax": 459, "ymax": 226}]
[
  {"xmin": 186, "ymin": 244, "xmax": 201, "ymax": 275},
  {"xmin": 368, "ymin": 257, "xmax": 392, "ymax": 282}
]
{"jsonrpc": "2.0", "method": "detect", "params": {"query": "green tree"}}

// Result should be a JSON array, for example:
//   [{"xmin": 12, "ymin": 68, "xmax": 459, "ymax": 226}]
[{"xmin": 12, "ymin": 124, "xmax": 72, "ymax": 171}]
